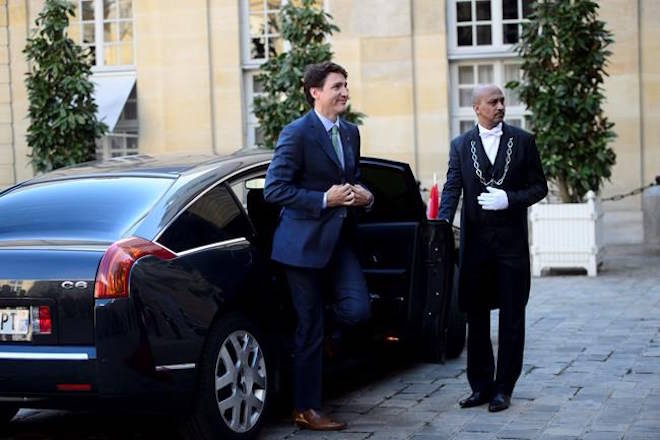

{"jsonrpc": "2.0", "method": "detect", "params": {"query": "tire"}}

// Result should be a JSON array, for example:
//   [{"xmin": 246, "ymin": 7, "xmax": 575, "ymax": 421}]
[
  {"xmin": 180, "ymin": 314, "xmax": 273, "ymax": 440},
  {"xmin": 0, "ymin": 404, "xmax": 18, "ymax": 426},
  {"xmin": 445, "ymin": 264, "xmax": 466, "ymax": 359}
]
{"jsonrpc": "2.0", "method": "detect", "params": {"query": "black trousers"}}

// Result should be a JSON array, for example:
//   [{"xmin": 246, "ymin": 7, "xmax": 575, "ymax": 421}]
[
  {"xmin": 284, "ymin": 233, "xmax": 370, "ymax": 411},
  {"xmin": 465, "ymin": 227, "xmax": 528, "ymax": 396}
]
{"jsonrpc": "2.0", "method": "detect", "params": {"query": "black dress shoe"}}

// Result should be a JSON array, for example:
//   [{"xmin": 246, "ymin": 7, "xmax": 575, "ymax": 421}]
[
  {"xmin": 488, "ymin": 392, "xmax": 511, "ymax": 412},
  {"xmin": 459, "ymin": 391, "xmax": 492, "ymax": 408}
]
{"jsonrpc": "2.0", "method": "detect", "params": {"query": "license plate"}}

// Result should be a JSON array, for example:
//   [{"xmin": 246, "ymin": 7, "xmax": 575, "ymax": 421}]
[{"xmin": 0, "ymin": 308, "xmax": 30, "ymax": 335}]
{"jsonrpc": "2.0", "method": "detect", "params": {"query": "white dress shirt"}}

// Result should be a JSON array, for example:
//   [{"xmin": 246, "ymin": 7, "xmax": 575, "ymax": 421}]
[{"xmin": 478, "ymin": 122, "xmax": 503, "ymax": 165}]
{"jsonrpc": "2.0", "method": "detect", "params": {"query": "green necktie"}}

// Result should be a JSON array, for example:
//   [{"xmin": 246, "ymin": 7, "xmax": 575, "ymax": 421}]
[{"xmin": 330, "ymin": 125, "xmax": 344, "ymax": 169}]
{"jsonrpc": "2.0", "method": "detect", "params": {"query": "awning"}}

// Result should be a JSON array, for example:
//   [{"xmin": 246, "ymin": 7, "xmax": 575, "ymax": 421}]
[{"xmin": 91, "ymin": 73, "xmax": 136, "ymax": 132}]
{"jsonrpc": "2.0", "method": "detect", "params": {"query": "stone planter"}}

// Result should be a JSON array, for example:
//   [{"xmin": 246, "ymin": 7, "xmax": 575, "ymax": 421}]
[{"xmin": 530, "ymin": 191, "xmax": 603, "ymax": 276}]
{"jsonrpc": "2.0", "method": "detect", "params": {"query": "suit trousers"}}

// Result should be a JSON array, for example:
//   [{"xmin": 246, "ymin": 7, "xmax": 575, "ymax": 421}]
[
  {"xmin": 465, "ymin": 226, "xmax": 527, "ymax": 396},
  {"xmin": 284, "ymin": 229, "xmax": 370, "ymax": 410}
]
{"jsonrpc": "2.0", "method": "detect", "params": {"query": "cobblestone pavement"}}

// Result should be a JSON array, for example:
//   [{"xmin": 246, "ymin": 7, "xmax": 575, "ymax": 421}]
[
  {"xmin": 259, "ymin": 244, "xmax": 660, "ymax": 440},
  {"xmin": 5, "ymin": 245, "xmax": 659, "ymax": 440}
]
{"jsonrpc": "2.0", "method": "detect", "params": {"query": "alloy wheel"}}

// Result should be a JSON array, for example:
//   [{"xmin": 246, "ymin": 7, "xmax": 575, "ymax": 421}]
[{"xmin": 214, "ymin": 330, "xmax": 267, "ymax": 433}]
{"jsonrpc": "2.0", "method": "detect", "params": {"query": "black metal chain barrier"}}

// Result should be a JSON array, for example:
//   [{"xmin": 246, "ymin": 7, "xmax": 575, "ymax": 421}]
[{"xmin": 602, "ymin": 175, "xmax": 660, "ymax": 202}]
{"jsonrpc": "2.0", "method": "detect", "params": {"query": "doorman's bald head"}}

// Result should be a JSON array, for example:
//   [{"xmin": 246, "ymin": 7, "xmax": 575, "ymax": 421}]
[{"xmin": 472, "ymin": 84, "xmax": 504, "ymax": 105}]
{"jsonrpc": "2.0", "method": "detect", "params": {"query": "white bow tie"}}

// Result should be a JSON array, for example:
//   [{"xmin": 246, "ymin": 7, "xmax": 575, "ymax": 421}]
[{"xmin": 480, "ymin": 126, "xmax": 503, "ymax": 138}]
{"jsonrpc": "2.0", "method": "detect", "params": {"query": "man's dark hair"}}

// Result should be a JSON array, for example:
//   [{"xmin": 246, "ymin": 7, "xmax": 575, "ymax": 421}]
[{"xmin": 303, "ymin": 61, "xmax": 348, "ymax": 107}]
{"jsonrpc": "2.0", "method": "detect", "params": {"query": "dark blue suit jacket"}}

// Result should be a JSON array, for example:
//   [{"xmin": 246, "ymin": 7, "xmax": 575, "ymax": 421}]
[{"xmin": 264, "ymin": 110, "xmax": 362, "ymax": 268}]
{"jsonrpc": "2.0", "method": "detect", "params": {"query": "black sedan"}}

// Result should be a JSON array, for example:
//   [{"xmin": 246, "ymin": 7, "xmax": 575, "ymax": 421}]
[{"xmin": 0, "ymin": 150, "xmax": 464, "ymax": 439}]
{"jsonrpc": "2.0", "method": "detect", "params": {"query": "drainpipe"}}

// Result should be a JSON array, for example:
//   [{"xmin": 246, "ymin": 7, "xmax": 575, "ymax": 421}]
[
  {"xmin": 409, "ymin": 0, "xmax": 420, "ymax": 178},
  {"xmin": 206, "ymin": 0, "xmax": 218, "ymax": 154},
  {"xmin": 637, "ymin": 0, "xmax": 645, "ymax": 190}
]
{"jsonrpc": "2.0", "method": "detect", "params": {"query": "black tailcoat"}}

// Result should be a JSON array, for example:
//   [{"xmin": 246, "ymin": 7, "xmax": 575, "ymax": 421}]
[{"xmin": 438, "ymin": 123, "xmax": 548, "ymax": 313}]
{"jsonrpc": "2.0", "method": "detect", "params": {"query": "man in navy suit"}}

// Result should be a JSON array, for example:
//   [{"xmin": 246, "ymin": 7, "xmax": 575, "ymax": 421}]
[
  {"xmin": 439, "ymin": 85, "xmax": 548, "ymax": 412},
  {"xmin": 264, "ymin": 61, "xmax": 373, "ymax": 431}
]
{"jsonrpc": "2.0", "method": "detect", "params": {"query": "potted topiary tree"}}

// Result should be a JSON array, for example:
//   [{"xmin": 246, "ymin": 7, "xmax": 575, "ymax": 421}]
[
  {"xmin": 24, "ymin": 0, "xmax": 107, "ymax": 173},
  {"xmin": 252, "ymin": 0, "xmax": 364, "ymax": 148},
  {"xmin": 507, "ymin": 0, "xmax": 616, "ymax": 276}
]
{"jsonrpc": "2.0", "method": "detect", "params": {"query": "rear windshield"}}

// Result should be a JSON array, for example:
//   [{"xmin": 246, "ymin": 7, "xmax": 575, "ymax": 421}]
[{"xmin": 0, "ymin": 177, "xmax": 173, "ymax": 243}]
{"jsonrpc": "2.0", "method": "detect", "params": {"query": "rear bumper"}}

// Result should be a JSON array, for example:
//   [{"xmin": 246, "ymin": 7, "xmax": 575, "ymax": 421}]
[{"xmin": 0, "ymin": 298, "xmax": 196, "ymax": 412}]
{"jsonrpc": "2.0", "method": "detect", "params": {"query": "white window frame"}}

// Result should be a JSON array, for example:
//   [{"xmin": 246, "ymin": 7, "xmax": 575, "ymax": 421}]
[
  {"xmin": 71, "ymin": 0, "xmax": 136, "ymax": 72},
  {"xmin": 447, "ymin": 0, "xmax": 531, "ymax": 60},
  {"xmin": 449, "ymin": 60, "xmax": 530, "ymax": 138},
  {"xmin": 239, "ymin": 0, "xmax": 326, "ymax": 147}
]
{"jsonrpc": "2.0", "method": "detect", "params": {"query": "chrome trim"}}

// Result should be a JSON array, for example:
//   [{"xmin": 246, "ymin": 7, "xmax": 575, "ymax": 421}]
[
  {"xmin": 153, "ymin": 160, "xmax": 271, "ymax": 243},
  {"xmin": 0, "ymin": 245, "xmax": 109, "ymax": 252},
  {"xmin": 155, "ymin": 363, "xmax": 196, "ymax": 371},
  {"xmin": 175, "ymin": 238, "xmax": 247, "ymax": 257},
  {"xmin": 0, "ymin": 347, "xmax": 95, "ymax": 361}
]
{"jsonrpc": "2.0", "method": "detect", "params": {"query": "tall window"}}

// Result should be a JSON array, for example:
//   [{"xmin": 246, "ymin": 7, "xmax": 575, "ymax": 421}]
[
  {"xmin": 69, "ymin": 0, "xmax": 135, "ymax": 68},
  {"xmin": 96, "ymin": 85, "xmax": 139, "ymax": 159},
  {"xmin": 448, "ymin": 0, "xmax": 533, "ymax": 56},
  {"xmin": 451, "ymin": 61, "xmax": 529, "ymax": 135},
  {"xmin": 240, "ymin": 0, "xmax": 323, "ymax": 147},
  {"xmin": 448, "ymin": 0, "xmax": 532, "ymax": 137}
]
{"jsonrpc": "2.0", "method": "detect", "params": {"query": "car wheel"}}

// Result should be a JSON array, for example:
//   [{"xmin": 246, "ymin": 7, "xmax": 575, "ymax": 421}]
[
  {"xmin": 0, "ymin": 404, "xmax": 18, "ymax": 426},
  {"xmin": 445, "ymin": 264, "xmax": 466, "ymax": 359},
  {"xmin": 181, "ymin": 314, "xmax": 273, "ymax": 440}
]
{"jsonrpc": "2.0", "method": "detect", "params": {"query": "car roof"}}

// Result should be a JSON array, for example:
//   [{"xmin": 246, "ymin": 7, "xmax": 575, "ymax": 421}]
[{"xmin": 23, "ymin": 148, "xmax": 274, "ymax": 185}]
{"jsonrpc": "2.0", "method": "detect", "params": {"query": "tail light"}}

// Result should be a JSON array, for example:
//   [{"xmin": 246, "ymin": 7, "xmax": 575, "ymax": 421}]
[
  {"xmin": 94, "ymin": 237, "xmax": 176, "ymax": 299},
  {"xmin": 31, "ymin": 305, "xmax": 52, "ymax": 335}
]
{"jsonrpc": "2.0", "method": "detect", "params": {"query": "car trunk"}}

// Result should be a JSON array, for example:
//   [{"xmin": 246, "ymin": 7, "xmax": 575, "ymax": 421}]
[{"xmin": 0, "ymin": 247, "xmax": 105, "ymax": 346}]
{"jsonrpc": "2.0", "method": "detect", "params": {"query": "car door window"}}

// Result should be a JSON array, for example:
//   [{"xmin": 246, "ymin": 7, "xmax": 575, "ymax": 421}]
[
  {"xmin": 358, "ymin": 163, "xmax": 425, "ymax": 223},
  {"xmin": 158, "ymin": 183, "xmax": 252, "ymax": 253}
]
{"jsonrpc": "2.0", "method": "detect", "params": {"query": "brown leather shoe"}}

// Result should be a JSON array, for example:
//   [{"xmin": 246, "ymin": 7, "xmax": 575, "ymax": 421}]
[{"xmin": 292, "ymin": 409, "xmax": 347, "ymax": 431}]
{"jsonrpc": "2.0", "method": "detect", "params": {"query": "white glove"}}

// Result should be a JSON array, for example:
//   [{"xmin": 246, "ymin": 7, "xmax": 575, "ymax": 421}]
[{"xmin": 478, "ymin": 186, "xmax": 509, "ymax": 210}]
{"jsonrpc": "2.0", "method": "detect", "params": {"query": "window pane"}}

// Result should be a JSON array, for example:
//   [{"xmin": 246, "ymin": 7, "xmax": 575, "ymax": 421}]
[
  {"xmin": 476, "ymin": 25, "xmax": 491, "ymax": 45},
  {"xmin": 503, "ymin": 23, "xmax": 519, "ymax": 44},
  {"xmin": 460, "ymin": 120, "xmax": 475, "ymax": 133},
  {"xmin": 504, "ymin": 64, "xmax": 521, "ymax": 105},
  {"xmin": 459, "ymin": 88, "xmax": 473, "ymax": 106},
  {"xmin": 251, "ymin": 37, "xmax": 266, "ymax": 59},
  {"xmin": 456, "ymin": 1, "xmax": 471, "ymax": 22},
  {"xmin": 504, "ymin": 63, "xmax": 521, "ymax": 82},
  {"xmin": 458, "ymin": 65, "xmax": 474, "ymax": 85},
  {"xmin": 248, "ymin": 0, "xmax": 262, "ymax": 12},
  {"xmin": 457, "ymin": 26, "xmax": 472, "ymax": 46},
  {"xmin": 478, "ymin": 65, "xmax": 493, "ymax": 83},
  {"xmin": 103, "ymin": 0, "xmax": 118, "ymax": 20},
  {"xmin": 82, "ymin": 1, "xmax": 95, "ymax": 20},
  {"xmin": 267, "ymin": 12, "xmax": 281, "ymax": 34},
  {"xmin": 266, "ymin": 0, "xmax": 281, "ymax": 11},
  {"xmin": 158, "ymin": 185, "xmax": 252, "ymax": 253},
  {"xmin": 126, "ymin": 136, "xmax": 138, "ymax": 152},
  {"xmin": 104, "ymin": 45, "xmax": 118, "ymax": 65},
  {"xmin": 249, "ymin": 14, "xmax": 265, "ymax": 35},
  {"xmin": 269, "ymin": 36, "xmax": 283, "ymax": 58},
  {"xmin": 122, "ymin": 92, "xmax": 137, "ymax": 119},
  {"xmin": 82, "ymin": 23, "xmax": 95, "ymax": 44},
  {"xmin": 502, "ymin": 0, "xmax": 518, "ymax": 19},
  {"xmin": 523, "ymin": 0, "xmax": 534, "ymax": 18},
  {"xmin": 119, "ymin": 0, "xmax": 132, "ymax": 18},
  {"xmin": 255, "ymin": 127, "xmax": 264, "ymax": 146},
  {"xmin": 253, "ymin": 76, "xmax": 264, "ymax": 94},
  {"xmin": 506, "ymin": 118, "xmax": 522, "ymax": 127},
  {"xmin": 104, "ymin": 22, "xmax": 118, "ymax": 42},
  {"xmin": 119, "ymin": 43, "xmax": 133, "ymax": 65},
  {"xmin": 119, "ymin": 22, "xmax": 132, "ymax": 42},
  {"xmin": 476, "ymin": 1, "xmax": 491, "ymax": 21}
]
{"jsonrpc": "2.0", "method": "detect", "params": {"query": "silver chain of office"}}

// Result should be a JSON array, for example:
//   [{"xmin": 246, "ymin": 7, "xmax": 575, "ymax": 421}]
[{"xmin": 471, "ymin": 137, "xmax": 513, "ymax": 187}]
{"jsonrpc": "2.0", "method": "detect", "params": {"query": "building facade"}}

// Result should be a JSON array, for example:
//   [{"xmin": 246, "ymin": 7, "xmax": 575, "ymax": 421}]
[{"xmin": 1, "ymin": 0, "xmax": 658, "ymax": 216}]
